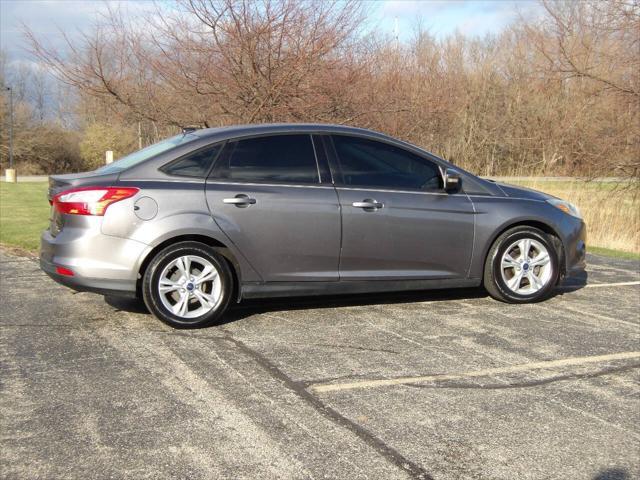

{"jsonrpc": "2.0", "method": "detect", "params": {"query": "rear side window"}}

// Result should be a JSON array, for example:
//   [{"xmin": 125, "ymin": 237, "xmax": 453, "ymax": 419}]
[
  {"xmin": 213, "ymin": 134, "xmax": 319, "ymax": 184},
  {"xmin": 161, "ymin": 143, "xmax": 222, "ymax": 178},
  {"xmin": 97, "ymin": 133, "xmax": 199, "ymax": 174},
  {"xmin": 332, "ymin": 135, "xmax": 442, "ymax": 191}
]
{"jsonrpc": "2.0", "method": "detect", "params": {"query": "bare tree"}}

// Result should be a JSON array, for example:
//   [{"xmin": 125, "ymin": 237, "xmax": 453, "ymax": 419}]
[
  {"xmin": 25, "ymin": 0, "xmax": 365, "ymax": 128},
  {"xmin": 533, "ymin": 0, "xmax": 639, "ymax": 98},
  {"xmin": 18, "ymin": 0, "xmax": 640, "ymax": 180},
  {"xmin": 523, "ymin": 0, "xmax": 640, "ymax": 177}
]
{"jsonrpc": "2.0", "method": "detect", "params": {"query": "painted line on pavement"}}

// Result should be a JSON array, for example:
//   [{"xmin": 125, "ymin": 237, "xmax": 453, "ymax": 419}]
[
  {"xmin": 585, "ymin": 281, "xmax": 640, "ymax": 288},
  {"xmin": 309, "ymin": 351, "xmax": 640, "ymax": 393}
]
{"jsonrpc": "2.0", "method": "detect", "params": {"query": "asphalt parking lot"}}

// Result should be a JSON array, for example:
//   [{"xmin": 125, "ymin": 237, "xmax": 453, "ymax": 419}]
[{"xmin": 1, "ymin": 248, "xmax": 639, "ymax": 480}]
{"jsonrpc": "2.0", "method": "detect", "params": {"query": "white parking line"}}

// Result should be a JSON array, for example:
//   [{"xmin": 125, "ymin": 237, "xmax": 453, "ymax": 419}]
[
  {"xmin": 557, "ymin": 281, "xmax": 640, "ymax": 291},
  {"xmin": 309, "ymin": 351, "xmax": 640, "ymax": 393},
  {"xmin": 584, "ymin": 281, "xmax": 640, "ymax": 288}
]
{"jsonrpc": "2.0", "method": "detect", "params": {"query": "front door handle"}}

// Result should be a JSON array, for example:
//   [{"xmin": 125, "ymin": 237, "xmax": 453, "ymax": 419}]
[
  {"xmin": 352, "ymin": 199, "xmax": 384, "ymax": 210},
  {"xmin": 223, "ymin": 194, "xmax": 256, "ymax": 208}
]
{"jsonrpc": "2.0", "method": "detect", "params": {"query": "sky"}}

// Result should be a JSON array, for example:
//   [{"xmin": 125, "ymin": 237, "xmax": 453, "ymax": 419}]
[
  {"xmin": 1, "ymin": 0, "xmax": 157, "ymax": 67},
  {"xmin": 373, "ymin": 0, "xmax": 542, "ymax": 40},
  {"xmin": 1, "ymin": 0, "xmax": 544, "ymax": 68}
]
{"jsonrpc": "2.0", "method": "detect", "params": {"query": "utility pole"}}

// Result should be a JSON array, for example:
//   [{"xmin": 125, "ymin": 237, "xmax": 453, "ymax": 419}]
[
  {"xmin": 4, "ymin": 86, "xmax": 16, "ymax": 182},
  {"xmin": 394, "ymin": 17, "xmax": 399, "ymax": 50}
]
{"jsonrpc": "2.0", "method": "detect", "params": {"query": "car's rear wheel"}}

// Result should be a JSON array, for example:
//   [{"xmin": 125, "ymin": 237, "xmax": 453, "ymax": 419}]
[
  {"xmin": 142, "ymin": 241, "xmax": 232, "ymax": 328},
  {"xmin": 484, "ymin": 226, "xmax": 559, "ymax": 303}
]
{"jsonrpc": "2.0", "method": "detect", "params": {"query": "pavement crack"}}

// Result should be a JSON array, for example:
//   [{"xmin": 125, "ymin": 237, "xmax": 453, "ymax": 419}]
[
  {"xmin": 300, "ymin": 372, "xmax": 386, "ymax": 388},
  {"xmin": 221, "ymin": 331, "xmax": 433, "ymax": 480},
  {"xmin": 152, "ymin": 331, "xmax": 228, "ymax": 341},
  {"xmin": 289, "ymin": 342, "xmax": 399, "ymax": 355},
  {"xmin": 0, "ymin": 323, "xmax": 91, "ymax": 328}
]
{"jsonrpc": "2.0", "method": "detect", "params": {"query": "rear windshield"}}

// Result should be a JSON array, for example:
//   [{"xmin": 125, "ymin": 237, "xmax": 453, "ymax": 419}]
[{"xmin": 95, "ymin": 133, "xmax": 199, "ymax": 174}]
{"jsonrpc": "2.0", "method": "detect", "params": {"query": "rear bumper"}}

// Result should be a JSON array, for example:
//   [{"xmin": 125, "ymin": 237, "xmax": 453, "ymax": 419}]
[
  {"xmin": 40, "ymin": 228, "xmax": 149, "ymax": 298},
  {"xmin": 40, "ymin": 256, "xmax": 138, "ymax": 298}
]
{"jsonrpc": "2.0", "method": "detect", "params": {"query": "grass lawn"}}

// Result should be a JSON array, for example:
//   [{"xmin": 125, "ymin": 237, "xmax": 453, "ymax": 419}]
[
  {"xmin": 0, "ymin": 182, "xmax": 50, "ymax": 252},
  {"xmin": 588, "ymin": 246, "xmax": 640, "ymax": 261},
  {"xmin": 0, "ymin": 180, "xmax": 638, "ymax": 260}
]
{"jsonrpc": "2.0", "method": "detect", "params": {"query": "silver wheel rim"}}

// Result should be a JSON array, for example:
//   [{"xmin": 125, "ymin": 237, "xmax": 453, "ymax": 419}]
[
  {"xmin": 500, "ymin": 238, "xmax": 552, "ymax": 295},
  {"xmin": 158, "ymin": 255, "xmax": 222, "ymax": 319}
]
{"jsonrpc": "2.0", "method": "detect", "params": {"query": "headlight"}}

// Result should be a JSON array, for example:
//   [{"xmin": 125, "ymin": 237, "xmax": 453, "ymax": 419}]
[{"xmin": 547, "ymin": 198, "xmax": 582, "ymax": 219}]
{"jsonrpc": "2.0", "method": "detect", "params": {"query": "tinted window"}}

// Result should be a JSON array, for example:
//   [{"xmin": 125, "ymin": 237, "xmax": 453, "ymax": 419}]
[
  {"xmin": 214, "ymin": 135, "xmax": 319, "ymax": 184},
  {"xmin": 97, "ymin": 133, "xmax": 199, "ymax": 174},
  {"xmin": 332, "ymin": 136, "xmax": 442, "ymax": 190},
  {"xmin": 161, "ymin": 144, "xmax": 222, "ymax": 178}
]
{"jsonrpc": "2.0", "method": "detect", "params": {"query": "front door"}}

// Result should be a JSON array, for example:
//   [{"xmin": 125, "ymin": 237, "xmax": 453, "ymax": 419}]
[
  {"xmin": 328, "ymin": 134, "xmax": 475, "ymax": 280},
  {"xmin": 205, "ymin": 134, "xmax": 341, "ymax": 282}
]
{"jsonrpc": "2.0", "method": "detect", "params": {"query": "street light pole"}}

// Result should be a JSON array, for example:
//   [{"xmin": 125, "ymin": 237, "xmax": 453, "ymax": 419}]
[
  {"xmin": 6, "ymin": 87, "xmax": 13, "ymax": 170},
  {"xmin": 4, "ymin": 86, "xmax": 15, "ymax": 182}
]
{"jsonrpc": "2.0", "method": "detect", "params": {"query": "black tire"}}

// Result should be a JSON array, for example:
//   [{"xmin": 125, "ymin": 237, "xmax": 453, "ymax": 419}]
[
  {"xmin": 142, "ymin": 241, "xmax": 233, "ymax": 328},
  {"xmin": 483, "ymin": 226, "xmax": 559, "ymax": 303}
]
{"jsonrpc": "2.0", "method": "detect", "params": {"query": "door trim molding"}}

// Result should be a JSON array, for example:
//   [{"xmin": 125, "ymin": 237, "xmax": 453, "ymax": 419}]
[{"xmin": 241, "ymin": 278, "xmax": 481, "ymax": 299}]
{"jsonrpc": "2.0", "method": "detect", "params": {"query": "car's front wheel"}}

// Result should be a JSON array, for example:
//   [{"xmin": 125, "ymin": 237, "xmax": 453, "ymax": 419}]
[
  {"xmin": 484, "ymin": 226, "xmax": 559, "ymax": 303},
  {"xmin": 142, "ymin": 241, "xmax": 233, "ymax": 328}
]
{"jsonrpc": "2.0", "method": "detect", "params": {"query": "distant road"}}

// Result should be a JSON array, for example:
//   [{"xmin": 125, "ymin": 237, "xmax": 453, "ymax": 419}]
[
  {"xmin": 485, "ymin": 176, "xmax": 636, "ymax": 183},
  {"xmin": 0, "ymin": 175, "xmax": 48, "ymax": 183}
]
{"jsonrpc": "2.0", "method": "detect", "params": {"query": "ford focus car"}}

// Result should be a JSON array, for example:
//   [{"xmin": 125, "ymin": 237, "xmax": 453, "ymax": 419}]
[{"xmin": 40, "ymin": 124, "xmax": 586, "ymax": 328}]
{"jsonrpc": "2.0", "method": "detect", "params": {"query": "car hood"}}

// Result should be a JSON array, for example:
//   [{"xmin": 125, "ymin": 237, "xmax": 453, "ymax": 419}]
[{"xmin": 494, "ymin": 182, "xmax": 555, "ymax": 201}]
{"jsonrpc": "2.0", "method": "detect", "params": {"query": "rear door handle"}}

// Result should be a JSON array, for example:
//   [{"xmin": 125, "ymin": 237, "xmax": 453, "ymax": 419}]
[
  {"xmin": 352, "ymin": 199, "xmax": 384, "ymax": 210},
  {"xmin": 223, "ymin": 194, "xmax": 256, "ymax": 207}
]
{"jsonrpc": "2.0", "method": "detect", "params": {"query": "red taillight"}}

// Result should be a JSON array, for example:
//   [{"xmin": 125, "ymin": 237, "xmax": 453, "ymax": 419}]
[
  {"xmin": 55, "ymin": 266, "xmax": 74, "ymax": 276},
  {"xmin": 53, "ymin": 187, "xmax": 139, "ymax": 216}
]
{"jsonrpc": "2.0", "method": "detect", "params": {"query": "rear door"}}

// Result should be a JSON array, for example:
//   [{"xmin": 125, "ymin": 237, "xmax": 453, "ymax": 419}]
[
  {"xmin": 205, "ymin": 134, "xmax": 341, "ymax": 282},
  {"xmin": 326, "ymin": 134, "xmax": 475, "ymax": 280}
]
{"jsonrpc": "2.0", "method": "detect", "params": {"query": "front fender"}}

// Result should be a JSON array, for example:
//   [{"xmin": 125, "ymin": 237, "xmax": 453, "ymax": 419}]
[{"xmin": 469, "ymin": 196, "xmax": 584, "ymax": 279}]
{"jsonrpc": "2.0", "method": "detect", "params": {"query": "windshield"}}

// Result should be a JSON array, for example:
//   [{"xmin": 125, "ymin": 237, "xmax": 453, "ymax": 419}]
[{"xmin": 96, "ymin": 133, "xmax": 199, "ymax": 174}]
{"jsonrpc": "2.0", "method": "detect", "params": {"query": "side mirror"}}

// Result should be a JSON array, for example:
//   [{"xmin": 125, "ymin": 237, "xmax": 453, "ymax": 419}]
[{"xmin": 444, "ymin": 169, "xmax": 461, "ymax": 192}]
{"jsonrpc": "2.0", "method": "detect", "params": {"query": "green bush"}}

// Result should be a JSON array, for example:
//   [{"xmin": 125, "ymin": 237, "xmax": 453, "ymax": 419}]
[{"xmin": 80, "ymin": 123, "xmax": 138, "ymax": 170}]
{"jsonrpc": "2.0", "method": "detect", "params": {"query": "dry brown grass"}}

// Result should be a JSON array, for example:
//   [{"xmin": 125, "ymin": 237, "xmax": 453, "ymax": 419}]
[{"xmin": 512, "ymin": 180, "xmax": 640, "ymax": 254}]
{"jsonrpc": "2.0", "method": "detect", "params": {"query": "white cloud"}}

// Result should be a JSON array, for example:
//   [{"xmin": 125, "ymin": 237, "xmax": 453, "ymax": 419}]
[{"xmin": 0, "ymin": 0, "xmax": 157, "ymax": 63}]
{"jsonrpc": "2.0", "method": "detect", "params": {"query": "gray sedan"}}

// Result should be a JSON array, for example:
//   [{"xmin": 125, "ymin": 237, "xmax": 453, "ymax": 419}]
[{"xmin": 40, "ymin": 124, "xmax": 586, "ymax": 328}]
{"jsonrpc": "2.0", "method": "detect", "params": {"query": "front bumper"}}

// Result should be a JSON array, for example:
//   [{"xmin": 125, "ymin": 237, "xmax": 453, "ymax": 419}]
[
  {"xmin": 40, "ymin": 227, "xmax": 150, "ymax": 298},
  {"xmin": 564, "ymin": 219, "xmax": 587, "ymax": 274}
]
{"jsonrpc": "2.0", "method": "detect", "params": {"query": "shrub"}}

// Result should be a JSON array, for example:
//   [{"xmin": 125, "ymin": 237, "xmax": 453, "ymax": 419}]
[{"xmin": 79, "ymin": 122, "xmax": 137, "ymax": 170}]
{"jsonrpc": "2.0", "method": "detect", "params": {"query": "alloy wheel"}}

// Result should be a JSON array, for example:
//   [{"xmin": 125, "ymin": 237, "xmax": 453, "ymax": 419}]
[
  {"xmin": 157, "ymin": 255, "xmax": 222, "ymax": 318},
  {"xmin": 499, "ymin": 238, "xmax": 552, "ymax": 295}
]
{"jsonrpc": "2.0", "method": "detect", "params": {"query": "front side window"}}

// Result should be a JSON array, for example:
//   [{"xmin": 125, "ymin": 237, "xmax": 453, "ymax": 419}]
[
  {"xmin": 213, "ymin": 134, "xmax": 319, "ymax": 184},
  {"xmin": 161, "ymin": 143, "xmax": 222, "ymax": 178},
  {"xmin": 332, "ymin": 135, "xmax": 442, "ymax": 191}
]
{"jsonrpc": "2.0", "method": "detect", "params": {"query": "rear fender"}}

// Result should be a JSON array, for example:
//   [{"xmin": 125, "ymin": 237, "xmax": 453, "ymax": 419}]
[{"xmin": 131, "ymin": 214, "xmax": 262, "ymax": 284}]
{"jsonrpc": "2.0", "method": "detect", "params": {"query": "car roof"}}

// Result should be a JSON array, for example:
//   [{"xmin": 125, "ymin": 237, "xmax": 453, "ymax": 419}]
[
  {"xmin": 192, "ymin": 123, "xmax": 393, "ymax": 142},
  {"xmin": 117, "ymin": 122, "xmax": 500, "ymax": 195}
]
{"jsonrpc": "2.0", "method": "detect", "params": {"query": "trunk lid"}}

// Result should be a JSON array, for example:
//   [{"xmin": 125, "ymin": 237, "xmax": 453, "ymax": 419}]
[
  {"xmin": 47, "ymin": 171, "xmax": 120, "ymax": 201},
  {"xmin": 48, "ymin": 171, "xmax": 121, "ymax": 236}
]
